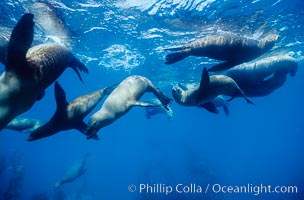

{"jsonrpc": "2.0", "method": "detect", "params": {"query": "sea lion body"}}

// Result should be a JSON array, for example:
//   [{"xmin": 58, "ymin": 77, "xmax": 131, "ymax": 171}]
[
  {"xmin": 27, "ymin": 82, "xmax": 114, "ymax": 141},
  {"xmin": 172, "ymin": 68, "xmax": 252, "ymax": 113},
  {"xmin": 165, "ymin": 33, "xmax": 278, "ymax": 71},
  {"xmin": 86, "ymin": 75, "xmax": 172, "ymax": 139},
  {"xmin": 226, "ymin": 55, "xmax": 298, "ymax": 97},
  {"xmin": 26, "ymin": 43, "xmax": 88, "ymax": 87},
  {"xmin": 54, "ymin": 153, "xmax": 89, "ymax": 190},
  {"xmin": 26, "ymin": 1, "xmax": 71, "ymax": 46},
  {"xmin": 6, "ymin": 118, "xmax": 45, "ymax": 133},
  {"xmin": 0, "ymin": 14, "xmax": 88, "ymax": 130}
]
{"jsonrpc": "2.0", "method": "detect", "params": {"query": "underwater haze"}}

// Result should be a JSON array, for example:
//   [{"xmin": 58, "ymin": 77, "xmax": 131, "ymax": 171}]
[{"xmin": 0, "ymin": 0, "xmax": 304, "ymax": 199}]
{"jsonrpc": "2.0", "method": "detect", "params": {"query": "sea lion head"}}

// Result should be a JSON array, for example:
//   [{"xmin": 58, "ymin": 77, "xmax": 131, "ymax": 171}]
[{"xmin": 172, "ymin": 84, "xmax": 187, "ymax": 105}]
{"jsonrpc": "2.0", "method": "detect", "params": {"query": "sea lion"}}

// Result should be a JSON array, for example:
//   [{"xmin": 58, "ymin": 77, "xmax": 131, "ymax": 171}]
[
  {"xmin": 86, "ymin": 75, "xmax": 172, "ymax": 139},
  {"xmin": 54, "ymin": 153, "xmax": 89, "ymax": 190},
  {"xmin": 0, "ymin": 13, "xmax": 88, "ymax": 130},
  {"xmin": 25, "ymin": 1, "xmax": 72, "ymax": 46},
  {"xmin": 145, "ymin": 98, "xmax": 174, "ymax": 120},
  {"xmin": 225, "ymin": 55, "xmax": 298, "ymax": 97},
  {"xmin": 27, "ymin": 81, "xmax": 115, "ymax": 141},
  {"xmin": 164, "ymin": 33, "xmax": 278, "ymax": 71},
  {"xmin": 172, "ymin": 67, "xmax": 253, "ymax": 114},
  {"xmin": 6, "ymin": 118, "xmax": 45, "ymax": 133},
  {"xmin": 26, "ymin": 43, "xmax": 88, "ymax": 85}
]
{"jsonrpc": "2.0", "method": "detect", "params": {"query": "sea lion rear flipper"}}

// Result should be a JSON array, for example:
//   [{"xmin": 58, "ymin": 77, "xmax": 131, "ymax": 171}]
[
  {"xmin": 199, "ymin": 102, "xmax": 219, "ymax": 114},
  {"xmin": 154, "ymin": 91, "xmax": 172, "ymax": 110},
  {"xmin": 6, "ymin": 13, "xmax": 34, "ymax": 71},
  {"xmin": 77, "ymin": 121, "xmax": 99, "ymax": 140},
  {"xmin": 223, "ymin": 105, "xmax": 230, "ymax": 117},
  {"xmin": 227, "ymin": 91, "xmax": 254, "ymax": 105},
  {"xmin": 165, "ymin": 49, "xmax": 190, "ymax": 64},
  {"xmin": 70, "ymin": 57, "xmax": 89, "ymax": 83},
  {"xmin": 208, "ymin": 61, "xmax": 237, "ymax": 72}
]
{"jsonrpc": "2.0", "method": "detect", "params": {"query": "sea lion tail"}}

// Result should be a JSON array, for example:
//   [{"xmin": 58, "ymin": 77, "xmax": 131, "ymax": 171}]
[
  {"xmin": 70, "ymin": 57, "xmax": 89, "ymax": 83},
  {"xmin": 165, "ymin": 50, "xmax": 190, "ymax": 64}
]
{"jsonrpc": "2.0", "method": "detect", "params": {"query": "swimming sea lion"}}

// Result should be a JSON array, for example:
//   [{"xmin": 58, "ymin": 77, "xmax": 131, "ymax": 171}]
[
  {"xmin": 86, "ymin": 75, "xmax": 172, "ymax": 139},
  {"xmin": 225, "ymin": 55, "xmax": 298, "ymax": 97},
  {"xmin": 54, "ymin": 153, "xmax": 89, "ymax": 190},
  {"xmin": 172, "ymin": 67, "xmax": 253, "ymax": 113},
  {"xmin": 6, "ymin": 118, "xmax": 45, "ymax": 133},
  {"xmin": 164, "ymin": 33, "xmax": 278, "ymax": 71},
  {"xmin": 25, "ymin": 1, "xmax": 72, "ymax": 46},
  {"xmin": 0, "ymin": 13, "xmax": 88, "ymax": 130},
  {"xmin": 27, "ymin": 81, "xmax": 115, "ymax": 141},
  {"xmin": 26, "ymin": 43, "xmax": 88, "ymax": 85}
]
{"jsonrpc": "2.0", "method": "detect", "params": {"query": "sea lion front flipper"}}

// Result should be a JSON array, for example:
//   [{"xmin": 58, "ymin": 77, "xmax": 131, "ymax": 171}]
[
  {"xmin": 165, "ymin": 48, "xmax": 191, "ymax": 64},
  {"xmin": 130, "ymin": 101, "xmax": 160, "ymax": 107},
  {"xmin": 208, "ymin": 61, "xmax": 237, "ymax": 72},
  {"xmin": 54, "ymin": 81, "xmax": 68, "ymax": 110},
  {"xmin": 223, "ymin": 105, "xmax": 230, "ymax": 117},
  {"xmin": 163, "ymin": 46, "xmax": 184, "ymax": 51},
  {"xmin": 198, "ymin": 67, "xmax": 210, "ymax": 94},
  {"xmin": 6, "ymin": 13, "xmax": 34, "ymax": 71},
  {"xmin": 199, "ymin": 102, "xmax": 219, "ymax": 114},
  {"xmin": 177, "ymin": 83, "xmax": 188, "ymax": 91},
  {"xmin": 102, "ymin": 83, "xmax": 119, "ymax": 96}
]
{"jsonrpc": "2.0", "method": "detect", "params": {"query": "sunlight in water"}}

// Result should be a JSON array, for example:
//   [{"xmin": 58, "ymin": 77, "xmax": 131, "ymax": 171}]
[{"xmin": 99, "ymin": 44, "xmax": 145, "ymax": 71}]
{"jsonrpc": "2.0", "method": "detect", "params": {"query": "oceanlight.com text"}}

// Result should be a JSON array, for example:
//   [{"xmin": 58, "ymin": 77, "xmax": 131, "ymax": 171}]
[
  {"xmin": 128, "ymin": 183, "xmax": 298, "ymax": 196},
  {"xmin": 212, "ymin": 183, "xmax": 298, "ymax": 195}
]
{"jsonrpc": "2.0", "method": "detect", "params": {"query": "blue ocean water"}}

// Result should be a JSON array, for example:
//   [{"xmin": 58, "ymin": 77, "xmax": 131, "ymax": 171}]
[{"xmin": 0, "ymin": 0, "xmax": 303, "ymax": 199}]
